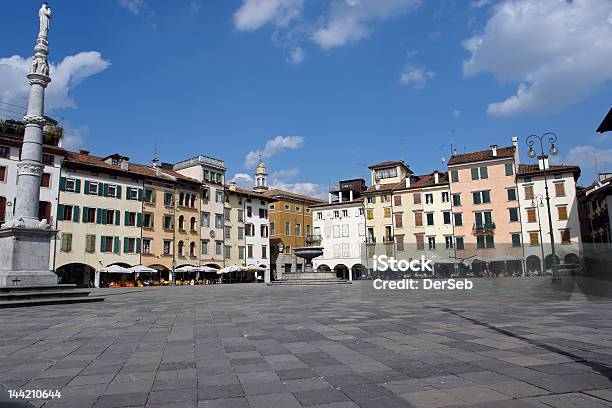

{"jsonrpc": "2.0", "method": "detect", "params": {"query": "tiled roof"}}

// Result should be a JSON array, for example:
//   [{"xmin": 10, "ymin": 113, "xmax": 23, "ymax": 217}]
[
  {"xmin": 365, "ymin": 171, "xmax": 449, "ymax": 194},
  {"xmin": 310, "ymin": 199, "xmax": 364, "ymax": 208},
  {"xmin": 260, "ymin": 188, "xmax": 325, "ymax": 204},
  {"xmin": 0, "ymin": 135, "xmax": 66, "ymax": 156},
  {"xmin": 448, "ymin": 146, "xmax": 515, "ymax": 165},
  {"xmin": 226, "ymin": 185, "xmax": 276, "ymax": 200},
  {"xmin": 517, "ymin": 164, "xmax": 581, "ymax": 178},
  {"xmin": 368, "ymin": 160, "xmax": 412, "ymax": 173}
]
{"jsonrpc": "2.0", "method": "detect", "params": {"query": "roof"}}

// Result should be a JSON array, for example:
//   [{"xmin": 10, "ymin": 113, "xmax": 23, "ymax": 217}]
[
  {"xmin": 517, "ymin": 164, "xmax": 581, "ymax": 179},
  {"xmin": 448, "ymin": 146, "xmax": 515, "ymax": 165},
  {"xmin": 310, "ymin": 199, "xmax": 364, "ymax": 209},
  {"xmin": 260, "ymin": 188, "xmax": 325, "ymax": 204},
  {"xmin": 365, "ymin": 171, "xmax": 449, "ymax": 194},
  {"xmin": 368, "ymin": 160, "xmax": 412, "ymax": 174},
  {"xmin": 225, "ymin": 185, "xmax": 276, "ymax": 201},
  {"xmin": 0, "ymin": 135, "xmax": 66, "ymax": 156},
  {"xmin": 63, "ymin": 151, "xmax": 200, "ymax": 185},
  {"xmin": 597, "ymin": 107, "xmax": 612, "ymax": 133}
]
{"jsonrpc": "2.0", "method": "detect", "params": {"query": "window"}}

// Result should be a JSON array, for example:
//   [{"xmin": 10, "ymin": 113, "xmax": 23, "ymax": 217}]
[
  {"xmin": 142, "ymin": 239, "xmax": 151, "ymax": 254},
  {"xmin": 163, "ymin": 240, "xmax": 172, "ymax": 255},
  {"xmin": 190, "ymin": 217, "xmax": 196, "ymax": 231},
  {"xmin": 163, "ymin": 215, "xmax": 173, "ymax": 230},
  {"xmin": 394, "ymin": 195, "xmax": 402, "ymax": 206},
  {"xmin": 125, "ymin": 238, "xmax": 137, "ymax": 254},
  {"xmin": 201, "ymin": 240, "xmax": 209, "ymax": 255},
  {"xmin": 144, "ymin": 189, "xmax": 154, "ymax": 203},
  {"xmin": 270, "ymin": 222, "xmax": 275, "ymax": 236},
  {"xmin": 238, "ymin": 227, "xmax": 244, "ymax": 239},
  {"xmin": 247, "ymin": 244, "xmax": 254, "ymax": 258},
  {"xmin": 60, "ymin": 205, "xmax": 74, "ymax": 221},
  {"xmin": 178, "ymin": 241, "xmax": 184, "ymax": 256},
  {"xmin": 375, "ymin": 167, "xmax": 398, "ymax": 180},
  {"xmin": 511, "ymin": 233, "xmax": 521, "ymax": 247},
  {"xmin": 455, "ymin": 237, "xmax": 465, "ymax": 250},
  {"xmin": 557, "ymin": 205, "xmax": 568, "ymax": 220},
  {"xmin": 505, "ymin": 163, "xmax": 514, "ymax": 176},
  {"xmin": 105, "ymin": 209, "xmax": 115, "ymax": 225},
  {"xmin": 224, "ymin": 246, "xmax": 231, "ymax": 259},
  {"xmin": 526, "ymin": 208, "xmax": 536, "ymax": 223},
  {"xmin": 471, "ymin": 166, "xmax": 488, "ymax": 180},
  {"xmin": 85, "ymin": 234, "xmax": 95, "ymax": 253},
  {"xmin": 524, "ymin": 185, "xmax": 534, "ymax": 200},
  {"xmin": 41, "ymin": 153, "xmax": 54, "ymax": 166},
  {"xmin": 128, "ymin": 188, "xmax": 139, "ymax": 200},
  {"xmin": 0, "ymin": 166, "xmax": 6, "ymax": 183},
  {"xmin": 413, "ymin": 193, "xmax": 421, "ymax": 204},
  {"xmin": 366, "ymin": 209, "xmax": 373, "ymax": 220},
  {"xmin": 215, "ymin": 214, "xmax": 223, "ymax": 228},
  {"xmin": 414, "ymin": 212, "xmax": 423, "ymax": 227},
  {"xmin": 474, "ymin": 211, "xmax": 493, "ymax": 228},
  {"xmin": 143, "ymin": 213, "xmax": 154, "ymax": 228},
  {"xmin": 262, "ymin": 245, "xmax": 267, "ymax": 258},
  {"xmin": 190, "ymin": 242, "xmax": 196, "ymax": 257},
  {"xmin": 428, "ymin": 237, "xmax": 436, "ymax": 250},
  {"xmin": 341, "ymin": 224, "xmax": 349, "ymax": 237},
  {"xmin": 472, "ymin": 190, "xmax": 491, "ymax": 204},
  {"xmin": 452, "ymin": 194, "xmax": 461, "ymax": 207},
  {"xmin": 126, "ymin": 212, "xmax": 137, "ymax": 227},
  {"xmin": 258, "ymin": 208, "xmax": 268, "ymax": 219},
  {"xmin": 201, "ymin": 212, "xmax": 210, "ymax": 227},
  {"xmin": 237, "ymin": 209, "xmax": 244, "ymax": 223},
  {"xmin": 441, "ymin": 192, "xmax": 449, "ymax": 203},
  {"xmin": 284, "ymin": 204, "xmax": 290, "ymax": 210},
  {"xmin": 342, "ymin": 209, "xmax": 348, "ymax": 217},
  {"xmin": 560, "ymin": 229, "xmax": 571, "ymax": 244},
  {"xmin": 224, "ymin": 208, "xmax": 231, "ymax": 221},
  {"xmin": 384, "ymin": 208, "xmax": 391, "ymax": 218},
  {"xmin": 396, "ymin": 235, "xmax": 404, "ymax": 252},
  {"xmin": 333, "ymin": 210, "xmax": 340, "ymax": 218},
  {"xmin": 285, "ymin": 246, "xmax": 291, "ymax": 254},
  {"xmin": 224, "ymin": 226, "xmax": 231, "ymax": 239},
  {"xmin": 394, "ymin": 213, "xmax": 403, "ymax": 228},
  {"xmin": 476, "ymin": 234, "xmax": 495, "ymax": 249},
  {"xmin": 367, "ymin": 196, "xmax": 375, "ymax": 204},
  {"xmin": 316, "ymin": 212, "xmax": 323, "ymax": 220},
  {"xmin": 215, "ymin": 190, "xmax": 223, "ymax": 202},
  {"xmin": 295, "ymin": 206, "xmax": 301, "ymax": 212},
  {"xmin": 443, "ymin": 211, "xmax": 451, "ymax": 225},
  {"xmin": 202, "ymin": 187, "xmax": 210, "ymax": 200},
  {"xmin": 102, "ymin": 236, "xmax": 115, "ymax": 253},
  {"xmin": 0, "ymin": 146, "xmax": 10, "ymax": 158},
  {"xmin": 426, "ymin": 213, "xmax": 434, "ymax": 226},
  {"xmin": 85, "ymin": 207, "xmax": 96, "ymax": 223},
  {"xmin": 425, "ymin": 194, "xmax": 434, "ymax": 204},
  {"xmin": 529, "ymin": 232, "xmax": 540, "ymax": 246},
  {"xmin": 509, "ymin": 208, "xmax": 519, "ymax": 222},
  {"xmin": 445, "ymin": 236, "xmax": 453, "ymax": 249},
  {"xmin": 295, "ymin": 223, "xmax": 301, "ymax": 236},
  {"xmin": 284, "ymin": 221, "xmax": 290, "ymax": 235},
  {"xmin": 238, "ymin": 246, "xmax": 245, "ymax": 260},
  {"xmin": 333, "ymin": 225, "xmax": 340, "ymax": 238},
  {"xmin": 60, "ymin": 233, "xmax": 72, "ymax": 252},
  {"xmin": 65, "ymin": 178, "xmax": 76, "ymax": 192},
  {"xmin": 108, "ymin": 184, "xmax": 117, "ymax": 198},
  {"xmin": 416, "ymin": 234, "xmax": 424, "ymax": 251},
  {"xmin": 450, "ymin": 170, "xmax": 459, "ymax": 182},
  {"xmin": 40, "ymin": 173, "xmax": 51, "ymax": 188},
  {"xmin": 358, "ymin": 208, "xmax": 364, "ymax": 216},
  {"xmin": 453, "ymin": 213, "xmax": 463, "ymax": 226},
  {"xmin": 555, "ymin": 182, "xmax": 566, "ymax": 197},
  {"xmin": 215, "ymin": 241, "xmax": 222, "ymax": 255},
  {"xmin": 507, "ymin": 188, "xmax": 517, "ymax": 201},
  {"xmin": 164, "ymin": 192, "xmax": 173, "ymax": 206}
]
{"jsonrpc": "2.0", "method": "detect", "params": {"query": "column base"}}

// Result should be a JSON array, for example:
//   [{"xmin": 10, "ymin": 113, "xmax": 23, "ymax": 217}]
[{"xmin": 0, "ymin": 227, "xmax": 57, "ymax": 287}]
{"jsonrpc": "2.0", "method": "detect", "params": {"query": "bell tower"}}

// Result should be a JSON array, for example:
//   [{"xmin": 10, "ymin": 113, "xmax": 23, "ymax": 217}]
[{"xmin": 253, "ymin": 156, "xmax": 268, "ymax": 192}]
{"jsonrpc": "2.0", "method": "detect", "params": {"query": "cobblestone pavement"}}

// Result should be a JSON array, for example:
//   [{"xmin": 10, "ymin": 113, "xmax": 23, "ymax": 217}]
[{"xmin": 1, "ymin": 277, "xmax": 612, "ymax": 408}]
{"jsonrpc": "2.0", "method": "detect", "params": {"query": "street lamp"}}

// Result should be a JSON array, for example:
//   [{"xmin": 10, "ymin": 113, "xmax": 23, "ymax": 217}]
[
  {"xmin": 526, "ymin": 132, "xmax": 560, "ymax": 283},
  {"xmin": 530, "ymin": 195, "xmax": 546, "ymax": 276}
]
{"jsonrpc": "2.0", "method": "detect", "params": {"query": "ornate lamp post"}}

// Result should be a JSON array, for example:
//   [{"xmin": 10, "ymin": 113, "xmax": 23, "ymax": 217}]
[
  {"xmin": 530, "ymin": 195, "xmax": 546, "ymax": 275},
  {"xmin": 526, "ymin": 132, "xmax": 561, "ymax": 283}
]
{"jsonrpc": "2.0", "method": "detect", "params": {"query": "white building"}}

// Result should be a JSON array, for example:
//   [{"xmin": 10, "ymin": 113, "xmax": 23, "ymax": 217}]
[
  {"xmin": 517, "ymin": 155, "xmax": 582, "ymax": 272},
  {"xmin": 312, "ymin": 179, "xmax": 367, "ymax": 280},
  {"xmin": 0, "ymin": 123, "xmax": 66, "ymax": 268},
  {"xmin": 174, "ymin": 155, "xmax": 226, "ymax": 269}
]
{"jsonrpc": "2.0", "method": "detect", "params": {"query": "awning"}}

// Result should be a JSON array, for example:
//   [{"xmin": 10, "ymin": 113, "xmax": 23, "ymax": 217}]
[
  {"xmin": 99, "ymin": 264, "xmax": 132, "ymax": 274},
  {"xmin": 131, "ymin": 264, "xmax": 157, "ymax": 273},
  {"xmin": 217, "ymin": 264, "xmax": 242, "ymax": 274},
  {"xmin": 175, "ymin": 265, "xmax": 197, "ymax": 273}
]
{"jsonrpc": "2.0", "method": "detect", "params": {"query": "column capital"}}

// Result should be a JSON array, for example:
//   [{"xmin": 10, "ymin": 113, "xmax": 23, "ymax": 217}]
[
  {"xmin": 17, "ymin": 161, "xmax": 44, "ymax": 177},
  {"xmin": 23, "ymin": 115, "xmax": 47, "ymax": 126}
]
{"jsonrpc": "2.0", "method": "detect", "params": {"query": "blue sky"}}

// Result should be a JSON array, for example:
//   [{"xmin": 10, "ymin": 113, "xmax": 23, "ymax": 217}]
[{"xmin": 1, "ymin": 0, "xmax": 611, "ymax": 196}]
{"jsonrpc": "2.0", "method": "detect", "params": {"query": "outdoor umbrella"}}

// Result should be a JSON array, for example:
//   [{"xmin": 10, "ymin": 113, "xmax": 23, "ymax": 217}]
[
  {"xmin": 99, "ymin": 264, "xmax": 132, "ymax": 274},
  {"xmin": 131, "ymin": 264, "xmax": 156, "ymax": 273},
  {"xmin": 175, "ymin": 265, "xmax": 196, "ymax": 272},
  {"xmin": 194, "ymin": 266, "xmax": 219, "ymax": 273}
]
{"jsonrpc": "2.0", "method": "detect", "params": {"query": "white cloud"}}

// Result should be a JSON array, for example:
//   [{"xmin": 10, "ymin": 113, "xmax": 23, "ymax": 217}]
[
  {"xmin": 463, "ymin": 0, "xmax": 612, "ymax": 116},
  {"xmin": 399, "ymin": 64, "xmax": 434, "ymax": 88},
  {"xmin": 0, "ymin": 52, "xmax": 110, "ymax": 112},
  {"xmin": 118, "ymin": 0, "xmax": 145, "ymax": 15},
  {"xmin": 230, "ymin": 166, "xmax": 325, "ymax": 198},
  {"xmin": 470, "ymin": 0, "xmax": 495, "ymax": 8},
  {"xmin": 244, "ymin": 135, "xmax": 304, "ymax": 167},
  {"xmin": 62, "ymin": 122, "xmax": 89, "ymax": 151},
  {"xmin": 188, "ymin": 1, "xmax": 201, "ymax": 14},
  {"xmin": 452, "ymin": 110, "xmax": 461, "ymax": 118},
  {"xmin": 234, "ymin": 0, "xmax": 304, "ymax": 31},
  {"xmin": 230, "ymin": 173, "xmax": 255, "ymax": 189},
  {"xmin": 564, "ymin": 145, "xmax": 612, "ymax": 171},
  {"xmin": 288, "ymin": 46, "xmax": 305, "ymax": 64},
  {"xmin": 312, "ymin": 0, "xmax": 421, "ymax": 49},
  {"xmin": 271, "ymin": 168, "xmax": 300, "ymax": 180}
]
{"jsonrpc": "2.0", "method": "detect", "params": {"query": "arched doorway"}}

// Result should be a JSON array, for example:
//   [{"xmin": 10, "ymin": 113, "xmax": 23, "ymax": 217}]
[
  {"xmin": 545, "ymin": 254, "xmax": 560, "ymax": 270},
  {"xmin": 526, "ymin": 256, "xmax": 541, "ymax": 273},
  {"xmin": 317, "ymin": 264, "xmax": 331, "ymax": 272},
  {"xmin": 334, "ymin": 264, "xmax": 349, "ymax": 280},
  {"xmin": 148, "ymin": 264, "xmax": 170, "ymax": 281},
  {"xmin": 564, "ymin": 253, "xmax": 579, "ymax": 265},
  {"xmin": 56, "ymin": 263, "xmax": 96, "ymax": 287},
  {"xmin": 351, "ymin": 264, "xmax": 366, "ymax": 280}
]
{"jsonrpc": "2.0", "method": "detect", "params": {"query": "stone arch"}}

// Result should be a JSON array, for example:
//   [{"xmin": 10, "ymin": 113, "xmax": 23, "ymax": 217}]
[
  {"xmin": 545, "ymin": 254, "xmax": 560, "ymax": 270},
  {"xmin": 351, "ymin": 264, "xmax": 367, "ymax": 280},
  {"xmin": 317, "ymin": 264, "xmax": 331, "ymax": 272},
  {"xmin": 526, "ymin": 255, "xmax": 541, "ymax": 273},
  {"xmin": 56, "ymin": 263, "xmax": 96, "ymax": 287},
  {"xmin": 334, "ymin": 264, "xmax": 349, "ymax": 279},
  {"xmin": 564, "ymin": 253, "xmax": 579, "ymax": 265}
]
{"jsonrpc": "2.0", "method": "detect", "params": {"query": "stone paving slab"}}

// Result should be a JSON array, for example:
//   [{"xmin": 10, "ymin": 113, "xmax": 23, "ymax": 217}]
[{"xmin": 0, "ymin": 278, "xmax": 611, "ymax": 407}]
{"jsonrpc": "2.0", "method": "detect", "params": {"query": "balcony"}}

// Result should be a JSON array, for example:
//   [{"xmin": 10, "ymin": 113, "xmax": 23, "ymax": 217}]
[
  {"xmin": 383, "ymin": 236, "xmax": 394, "ymax": 244},
  {"xmin": 366, "ymin": 237, "xmax": 376, "ymax": 245},
  {"xmin": 472, "ymin": 222, "xmax": 496, "ymax": 234}
]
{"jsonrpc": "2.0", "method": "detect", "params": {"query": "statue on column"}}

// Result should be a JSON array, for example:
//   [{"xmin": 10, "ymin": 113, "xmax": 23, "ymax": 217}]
[{"xmin": 39, "ymin": 2, "xmax": 51, "ymax": 39}]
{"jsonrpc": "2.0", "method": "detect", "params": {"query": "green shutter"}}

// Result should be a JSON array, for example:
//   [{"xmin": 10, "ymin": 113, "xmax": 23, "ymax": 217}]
[
  {"xmin": 136, "ymin": 238, "xmax": 141, "ymax": 254},
  {"xmin": 100, "ymin": 236, "xmax": 106, "ymax": 252},
  {"xmin": 72, "ymin": 206, "xmax": 80, "ymax": 222},
  {"xmin": 59, "ymin": 177, "xmax": 66, "ymax": 191},
  {"xmin": 96, "ymin": 208, "xmax": 102, "ymax": 224},
  {"xmin": 137, "ymin": 213, "xmax": 142, "ymax": 228},
  {"xmin": 126, "ymin": 187, "xmax": 131, "ymax": 200},
  {"xmin": 57, "ymin": 204, "xmax": 64, "ymax": 220},
  {"xmin": 115, "ymin": 210, "xmax": 120, "ymax": 226},
  {"xmin": 84, "ymin": 181, "xmax": 90, "ymax": 195},
  {"xmin": 103, "ymin": 183, "xmax": 109, "ymax": 197},
  {"xmin": 124, "ymin": 211, "xmax": 129, "ymax": 226},
  {"xmin": 123, "ymin": 238, "xmax": 129, "ymax": 254},
  {"xmin": 97, "ymin": 183, "xmax": 103, "ymax": 196},
  {"xmin": 138, "ymin": 188, "xmax": 143, "ymax": 202},
  {"xmin": 116, "ymin": 185, "xmax": 122, "ymax": 199},
  {"xmin": 152, "ymin": 191, "xmax": 156, "ymax": 204},
  {"xmin": 114, "ymin": 237, "xmax": 120, "ymax": 254},
  {"xmin": 74, "ymin": 179, "xmax": 81, "ymax": 193},
  {"xmin": 82, "ymin": 207, "xmax": 88, "ymax": 223},
  {"xmin": 102, "ymin": 209, "xmax": 108, "ymax": 225}
]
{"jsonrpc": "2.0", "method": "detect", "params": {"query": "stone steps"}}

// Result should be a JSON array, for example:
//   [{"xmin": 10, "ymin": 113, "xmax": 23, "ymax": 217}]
[
  {"xmin": 0, "ymin": 285, "xmax": 104, "ymax": 308},
  {"xmin": 268, "ymin": 279, "xmax": 351, "ymax": 286}
]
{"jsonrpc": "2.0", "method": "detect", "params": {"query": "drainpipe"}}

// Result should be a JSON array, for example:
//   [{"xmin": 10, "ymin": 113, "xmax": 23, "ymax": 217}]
[{"xmin": 52, "ymin": 162, "xmax": 62, "ymax": 275}]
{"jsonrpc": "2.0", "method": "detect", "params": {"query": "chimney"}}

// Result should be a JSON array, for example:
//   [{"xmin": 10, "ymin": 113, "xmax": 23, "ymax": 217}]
[
  {"xmin": 405, "ymin": 177, "xmax": 411, "ymax": 188},
  {"xmin": 512, "ymin": 136, "xmax": 518, "ymax": 147},
  {"xmin": 228, "ymin": 181, "xmax": 237, "ymax": 191},
  {"xmin": 375, "ymin": 183, "xmax": 381, "ymax": 191},
  {"xmin": 433, "ymin": 170, "xmax": 439, "ymax": 184},
  {"xmin": 152, "ymin": 157, "xmax": 161, "ymax": 176},
  {"xmin": 120, "ymin": 157, "xmax": 129, "ymax": 171},
  {"xmin": 491, "ymin": 144, "xmax": 498, "ymax": 157},
  {"xmin": 79, "ymin": 149, "xmax": 90, "ymax": 155},
  {"xmin": 538, "ymin": 155, "xmax": 549, "ymax": 170}
]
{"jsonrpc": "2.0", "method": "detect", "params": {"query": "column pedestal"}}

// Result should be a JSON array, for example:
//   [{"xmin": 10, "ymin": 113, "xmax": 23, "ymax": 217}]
[{"xmin": 0, "ymin": 227, "xmax": 57, "ymax": 286}]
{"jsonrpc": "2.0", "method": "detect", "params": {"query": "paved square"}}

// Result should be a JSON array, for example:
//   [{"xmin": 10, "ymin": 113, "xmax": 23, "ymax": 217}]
[{"xmin": 1, "ymin": 278, "xmax": 612, "ymax": 407}]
